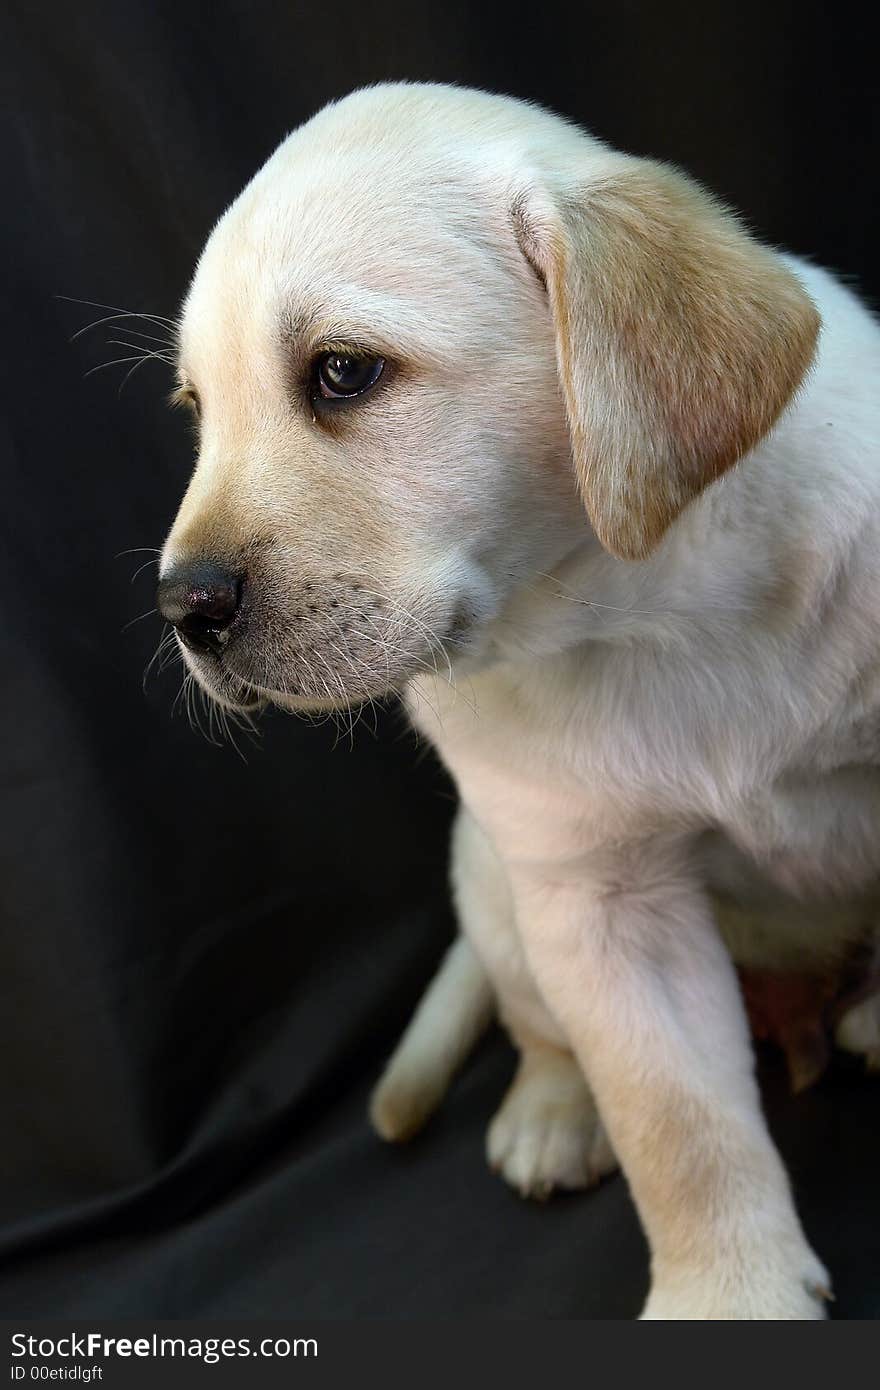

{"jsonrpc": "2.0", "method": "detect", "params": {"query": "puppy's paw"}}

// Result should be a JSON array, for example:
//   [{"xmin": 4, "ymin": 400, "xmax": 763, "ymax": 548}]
[
  {"xmin": 487, "ymin": 1048, "xmax": 617, "ymax": 1199},
  {"xmin": 641, "ymin": 1249, "xmax": 832, "ymax": 1320},
  {"xmin": 835, "ymin": 994, "xmax": 880, "ymax": 1072}
]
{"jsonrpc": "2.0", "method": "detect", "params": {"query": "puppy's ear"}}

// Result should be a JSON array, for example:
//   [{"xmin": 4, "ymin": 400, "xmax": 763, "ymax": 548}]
[{"xmin": 513, "ymin": 160, "xmax": 820, "ymax": 559}]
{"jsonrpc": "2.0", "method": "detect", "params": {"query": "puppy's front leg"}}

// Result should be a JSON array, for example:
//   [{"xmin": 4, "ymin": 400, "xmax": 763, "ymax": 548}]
[
  {"xmin": 452, "ymin": 809, "xmax": 616, "ymax": 1197},
  {"xmin": 510, "ymin": 839, "xmax": 830, "ymax": 1319}
]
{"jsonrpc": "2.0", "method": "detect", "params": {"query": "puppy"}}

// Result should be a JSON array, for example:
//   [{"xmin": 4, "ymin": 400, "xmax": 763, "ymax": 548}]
[{"xmin": 157, "ymin": 83, "xmax": 880, "ymax": 1318}]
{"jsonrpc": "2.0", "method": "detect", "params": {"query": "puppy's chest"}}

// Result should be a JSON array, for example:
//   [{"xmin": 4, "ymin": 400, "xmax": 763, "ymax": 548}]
[{"xmin": 407, "ymin": 650, "xmax": 736, "ymax": 854}]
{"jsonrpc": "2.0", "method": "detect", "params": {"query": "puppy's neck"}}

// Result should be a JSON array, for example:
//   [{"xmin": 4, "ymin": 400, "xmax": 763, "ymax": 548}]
[{"xmin": 456, "ymin": 489, "xmax": 788, "ymax": 678}]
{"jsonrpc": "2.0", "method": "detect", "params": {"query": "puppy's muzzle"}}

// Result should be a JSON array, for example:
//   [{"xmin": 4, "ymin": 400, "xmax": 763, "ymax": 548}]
[{"xmin": 157, "ymin": 562, "xmax": 242, "ymax": 656}]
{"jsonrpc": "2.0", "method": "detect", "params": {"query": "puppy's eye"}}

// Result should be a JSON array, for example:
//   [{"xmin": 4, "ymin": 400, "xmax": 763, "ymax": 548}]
[
  {"xmin": 172, "ymin": 385, "xmax": 201, "ymax": 418},
  {"xmin": 314, "ymin": 352, "xmax": 384, "ymax": 400}
]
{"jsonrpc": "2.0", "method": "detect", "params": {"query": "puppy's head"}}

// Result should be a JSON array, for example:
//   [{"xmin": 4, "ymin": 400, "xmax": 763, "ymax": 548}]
[{"xmin": 158, "ymin": 83, "xmax": 819, "ymax": 712}]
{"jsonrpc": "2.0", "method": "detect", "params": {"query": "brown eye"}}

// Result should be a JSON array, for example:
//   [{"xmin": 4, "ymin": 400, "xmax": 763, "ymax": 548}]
[
  {"xmin": 173, "ymin": 385, "xmax": 200, "ymax": 418},
  {"xmin": 314, "ymin": 352, "xmax": 384, "ymax": 400}
]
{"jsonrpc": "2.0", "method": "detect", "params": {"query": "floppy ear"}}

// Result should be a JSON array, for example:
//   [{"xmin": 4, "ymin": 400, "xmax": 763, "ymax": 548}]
[{"xmin": 512, "ymin": 159, "xmax": 820, "ymax": 559}]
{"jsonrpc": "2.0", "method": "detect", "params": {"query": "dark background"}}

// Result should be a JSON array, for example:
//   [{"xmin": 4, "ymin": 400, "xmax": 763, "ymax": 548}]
[{"xmin": 1, "ymin": 0, "xmax": 878, "ymax": 1318}]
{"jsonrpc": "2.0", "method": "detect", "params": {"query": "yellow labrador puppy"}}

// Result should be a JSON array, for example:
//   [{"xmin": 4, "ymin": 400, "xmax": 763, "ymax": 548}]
[{"xmin": 158, "ymin": 84, "xmax": 880, "ymax": 1319}]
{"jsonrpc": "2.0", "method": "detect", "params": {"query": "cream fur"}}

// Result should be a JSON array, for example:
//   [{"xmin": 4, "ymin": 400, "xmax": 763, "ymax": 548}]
[{"xmin": 160, "ymin": 83, "xmax": 880, "ymax": 1319}]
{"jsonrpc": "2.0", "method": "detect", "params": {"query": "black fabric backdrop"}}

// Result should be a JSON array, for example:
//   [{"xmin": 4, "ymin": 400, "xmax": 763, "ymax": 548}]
[{"xmin": 1, "ymin": 0, "xmax": 878, "ymax": 1319}]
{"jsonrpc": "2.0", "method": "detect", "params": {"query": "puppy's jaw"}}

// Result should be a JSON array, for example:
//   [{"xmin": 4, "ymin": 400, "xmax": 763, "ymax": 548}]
[
  {"xmin": 179, "ymin": 625, "xmax": 454, "ymax": 715},
  {"xmin": 180, "ymin": 654, "xmax": 266, "ymax": 716},
  {"xmin": 172, "ymin": 561, "xmax": 491, "ymax": 715}
]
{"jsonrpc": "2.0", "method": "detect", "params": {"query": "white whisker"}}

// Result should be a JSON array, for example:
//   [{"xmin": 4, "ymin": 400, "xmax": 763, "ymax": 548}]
[
  {"xmin": 84, "ymin": 354, "xmax": 151, "ymax": 378},
  {"xmin": 106, "ymin": 337, "xmax": 174, "ymax": 364},
  {"xmin": 58, "ymin": 295, "xmax": 179, "ymax": 339},
  {"xmin": 122, "ymin": 607, "xmax": 157, "ymax": 633}
]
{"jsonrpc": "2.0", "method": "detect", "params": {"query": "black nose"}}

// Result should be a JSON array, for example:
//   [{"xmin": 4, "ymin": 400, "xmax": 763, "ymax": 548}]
[{"xmin": 157, "ymin": 563, "xmax": 242, "ymax": 655}]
